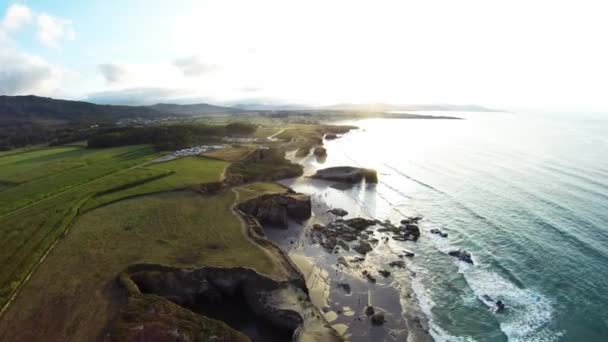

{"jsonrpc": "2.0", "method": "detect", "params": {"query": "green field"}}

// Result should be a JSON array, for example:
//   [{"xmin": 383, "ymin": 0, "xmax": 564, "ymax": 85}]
[
  {"xmin": 82, "ymin": 156, "xmax": 228, "ymax": 211},
  {"xmin": 0, "ymin": 145, "xmax": 160, "ymax": 215},
  {"xmin": 0, "ymin": 190, "xmax": 279, "ymax": 342},
  {"xmin": 0, "ymin": 140, "xmax": 303, "ymax": 341},
  {"xmin": 235, "ymin": 181, "xmax": 289, "ymax": 202}
]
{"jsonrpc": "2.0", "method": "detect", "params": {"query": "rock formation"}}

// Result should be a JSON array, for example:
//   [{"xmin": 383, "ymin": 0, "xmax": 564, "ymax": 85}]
[
  {"xmin": 310, "ymin": 166, "xmax": 378, "ymax": 184},
  {"xmin": 238, "ymin": 192, "xmax": 312, "ymax": 228}
]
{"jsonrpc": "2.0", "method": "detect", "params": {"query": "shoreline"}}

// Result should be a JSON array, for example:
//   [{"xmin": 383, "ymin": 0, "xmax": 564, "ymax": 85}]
[{"xmin": 266, "ymin": 133, "xmax": 434, "ymax": 341}]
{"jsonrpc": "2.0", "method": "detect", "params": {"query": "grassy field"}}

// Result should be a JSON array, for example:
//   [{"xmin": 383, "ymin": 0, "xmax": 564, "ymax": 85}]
[
  {"xmin": 0, "ymin": 166, "xmax": 168, "ymax": 307},
  {"xmin": 0, "ymin": 138, "xmax": 309, "ymax": 341},
  {"xmin": 82, "ymin": 156, "xmax": 228, "ymax": 211},
  {"xmin": 200, "ymin": 146, "xmax": 255, "ymax": 162},
  {"xmin": 0, "ymin": 145, "xmax": 159, "ymax": 215},
  {"xmin": 235, "ymin": 182, "xmax": 289, "ymax": 202},
  {"xmin": 0, "ymin": 190, "xmax": 280, "ymax": 342}
]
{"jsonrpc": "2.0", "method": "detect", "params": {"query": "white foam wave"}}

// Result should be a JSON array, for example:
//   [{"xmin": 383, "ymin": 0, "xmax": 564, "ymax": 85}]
[
  {"xmin": 424, "ymin": 223, "xmax": 563, "ymax": 342},
  {"xmin": 392, "ymin": 262, "xmax": 475, "ymax": 342},
  {"xmin": 459, "ymin": 266, "xmax": 562, "ymax": 342}
]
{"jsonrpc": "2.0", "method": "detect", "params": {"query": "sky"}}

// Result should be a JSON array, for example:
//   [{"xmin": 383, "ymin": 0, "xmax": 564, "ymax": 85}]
[{"xmin": 0, "ymin": 0, "xmax": 607, "ymax": 112}]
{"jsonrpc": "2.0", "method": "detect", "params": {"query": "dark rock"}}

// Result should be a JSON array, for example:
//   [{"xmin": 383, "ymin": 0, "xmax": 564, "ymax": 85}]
[
  {"xmin": 343, "ymin": 218, "xmax": 377, "ymax": 230},
  {"xmin": 496, "ymin": 300, "xmax": 506, "ymax": 313},
  {"xmin": 312, "ymin": 223, "xmax": 325, "ymax": 231},
  {"xmin": 354, "ymin": 241, "xmax": 373, "ymax": 255},
  {"xmin": 371, "ymin": 313, "xmax": 385, "ymax": 326},
  {"xmin": 402, "ymin": 250, "xmax": 415, "ymax": 257},
  {"xmin": 325, "ymin": 133, "xmax": 339, "ymax": 140},
  {"xmin": 337, "ymin": 257, "xmax": 348, "ymax": 267},
  {"xmin": 430, "ymin": 228, "xmax": 448, "ymax": 238},
  {"xmin": 391, "ymin": 235, "xmax": 408, "ymax": 241},
  {"xmin": 401, "ymin": 216, "xmax": 422, "ymax": 225},
  {"xmin": 389, "ymin": 260, "xmax": 405, "ymax": 268},
  {"xmin": 311, "ymin": 166, "xmax": 378, "ymax": 183},
  {"xmin": 365, "ymin": 306, "xmax": 375, "ymax": 316},
  {"xmin": 295, "ymin": 146, "xmax": 311, "ymax": 158},
  {"xmin": 118, "ymin": 264, "xmax": 315, "ymax": 338},
  {"xmin": 336, "ymin": 239, "xmax": 350, "ymax": 251},
  {"xmin": 448, "ymin": 250, "xmax": 474, "ymax": 264},
  {"xmin": 313, "ymin": 147, "xmax": 327, "ymax": 157},
  {"xmin": 379, "ymin": 270, "xmax": 391, "ymax": 278},
  {"xmin": 337, "ymin": 283, "xmax": 351, "ymax": 294},
  {"xmin": 364, "ymin": 273, "xmax": 377, "ymax": 283},
  {"xmin": 403, "ymin": 224, "xmax": 421, "ymax": 241},
  {"xmin": 238, "ymin": 193, "xmax": 311, "ymax": 228},
  {"xmin": 327, "ymin": 208, "xmax": 348, "ymax": 217}
]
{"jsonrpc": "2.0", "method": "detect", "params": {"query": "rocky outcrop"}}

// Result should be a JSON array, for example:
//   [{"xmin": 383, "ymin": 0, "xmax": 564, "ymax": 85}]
[
  {"xmin": 310, "ymin": 166, "xmax": 378, "ymax": 184},
  {"xmin": 296, "ymin": 146, "xmax": 311, "ymax": 158},
  {"xmin": 313, "ymin": 147, "xmax": 327, "ymax": 157},
  {"xmin": 238, "ymin": 193, "xmax": 312, "ymax": 228},
  {"xmin": 112, "ymin": 264, "xmax": 342, "ymax": 342},
  {"xmin": 448, "ymin": 250, "xmax": 474, "ymax": 264},
  {"xmin": 430, "ymin": 228, "xmax": 448, "ymax": 238},
  {"xmin": 327, "ymin": 208, "xmax": 348, "ymax": 217},
  {"xmin": 324, "ymin": 133, "xmax": 339, "ymax": 140}
]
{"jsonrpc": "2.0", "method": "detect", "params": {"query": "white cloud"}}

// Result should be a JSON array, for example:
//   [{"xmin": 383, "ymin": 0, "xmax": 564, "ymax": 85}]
[
  {"xmin": 36, "ymin": 13, "xmax": 75, "ymax": 48},
  {"xmin": 98, "ymin": 64, "xmax": 129, "ymax": 85},
  {"xmin": 174, "ymin": 56, "xmax": 217, "ymax": 77},
  {"xmin": 1, "ymin": 3, "xmax": 32, "ymax": 32},
  {"xmin": 0, "ymin": 48, "xmax": 64, "ymax": 95}
]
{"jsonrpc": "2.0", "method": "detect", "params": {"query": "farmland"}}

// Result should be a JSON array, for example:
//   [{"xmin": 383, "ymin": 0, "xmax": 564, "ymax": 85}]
[{"xmin": 0, "ymin": 190, "xmax": 281, "ymax": 342}]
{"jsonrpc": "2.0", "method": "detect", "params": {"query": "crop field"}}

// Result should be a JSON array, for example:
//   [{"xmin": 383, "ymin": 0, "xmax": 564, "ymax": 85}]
[
  {"xmin": 0, "ymin": 145, "xmax": 159, "ymax": 215},
  {"xmin": 0, "ymin": 145, "xmax": 164, "ymax": 308},
  {"xmin": 82, "ymin": 156, "xmax": 228, "ymax": 211},
  {"xmin": 200, "ymin": 146, "xmax": 255, "ymax": 162},
  {"xmin": 0, "ymin": 141, "xmax": 299, "ymax": 341},
  {"xmin": 0, "ymin": 190, "xmax": 279, "ymax": 342}
]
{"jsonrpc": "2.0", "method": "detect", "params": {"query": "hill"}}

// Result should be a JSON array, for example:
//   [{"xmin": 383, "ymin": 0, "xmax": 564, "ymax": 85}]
[
  {"xmin": 147, "ymin": 103, "xmax": 244, "ymax": 116},
  {"xmin": 0, "ymin": 95, "xmax": 242, "ymax": 126},
  {"xmin": 0, "ymin": 95, "xmax": 163, "ymax": 126}
]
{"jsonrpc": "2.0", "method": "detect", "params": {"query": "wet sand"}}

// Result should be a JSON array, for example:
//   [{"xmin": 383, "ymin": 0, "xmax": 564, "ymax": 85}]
[{"xmin": 262, "ymin": 167, "xmax": 434, "ymax": 341}]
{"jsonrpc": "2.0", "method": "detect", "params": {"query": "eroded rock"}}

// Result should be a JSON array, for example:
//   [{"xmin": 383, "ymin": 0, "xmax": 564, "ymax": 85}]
[
  {"xmin": 238, "ymin": 192, "xmax": 311, "ymax": 228},
  {"xmin": 327, "ymin": 208, "xmax": 348, "ymax": 217},
  {"xmin": 311, "ymin": 166, "xmax": 378, "ymax": 183},
  {"xmin": 448, "ymin": 250, "xmax": 474, "ymax": 264}
]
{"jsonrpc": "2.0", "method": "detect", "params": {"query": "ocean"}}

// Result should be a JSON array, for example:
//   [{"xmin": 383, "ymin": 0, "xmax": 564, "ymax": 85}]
[{"xmin": 284, "ymin": 112, "xmax": 608, "ymax": 341}]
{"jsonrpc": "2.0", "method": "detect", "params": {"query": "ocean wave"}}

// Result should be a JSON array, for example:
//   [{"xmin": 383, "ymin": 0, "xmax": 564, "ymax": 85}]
[
  {"xmin": 422, "ymin": 226, "xmax": 563, "ymax": 342},
  {"xmin": 396, "ymin": 264, "xmax": 476, "ymax": 342},
  {"xmin": 459, "ymin": 266, "xmax": 562, "ymax": 342}
]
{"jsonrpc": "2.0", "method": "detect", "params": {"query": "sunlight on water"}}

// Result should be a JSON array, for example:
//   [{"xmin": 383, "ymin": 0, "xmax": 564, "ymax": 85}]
[{"xmin": 312, "ymin": 112, "xmax": 608, "ymax": 341}]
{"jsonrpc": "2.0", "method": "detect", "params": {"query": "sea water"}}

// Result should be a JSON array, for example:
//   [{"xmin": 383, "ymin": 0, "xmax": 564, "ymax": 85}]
[{"xmin": 295, "ymin": 112, "xmax": 608, "ymax": 341}]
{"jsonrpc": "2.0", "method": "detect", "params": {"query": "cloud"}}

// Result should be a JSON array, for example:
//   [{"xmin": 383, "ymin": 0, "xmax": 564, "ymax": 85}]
[
  {"xmin": 0, "ymin": 49, "xmax": 63, "ymax": 95},
  {"xmin": 98, "ymin": 64, "xmax": 129, "ymax": 84},
  {"xmin": 174, "ymin": 56, "xmax": 216, "ymax": 77},
  {"xmin": 1, "ymin": 4, "xmax": 33, "ymax": 32},
  {"xmin": 86, "ymin": 87, "xmax": 195, "ymax": 105},
  {"xmin": 36, "ymin": 13, "xmax": 75, "ymax": 48}
]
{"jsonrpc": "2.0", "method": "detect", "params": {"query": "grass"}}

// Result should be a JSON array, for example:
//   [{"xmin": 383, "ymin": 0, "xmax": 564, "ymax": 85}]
[
  {"xmin": 0, "ymin": 145, "xmax": 160, "ymax": 215},
  {"xmin": 82, "ymin": 156, "xmax": 228, "ymax": 211},
  {"xmin": 0, "ymin": 166, "xmax": 168, "ymax": 308},
  {"xmin": 112, "ymin": 294, "xmax": 249, "ymax": 342},
  {"xmin": 235, "ymin": 182, "xmax": 289, "ymax": 202},
  {"xmin": 227, "ymin": 148, "xmax": 303, "ymax": 183},
  {"xmin": 0, "ymin": 190, "xmax": 279, "ymax": 341},
  {"xmin": 200, "ymin": 147, "xmax": 255, "ymax": 162}
]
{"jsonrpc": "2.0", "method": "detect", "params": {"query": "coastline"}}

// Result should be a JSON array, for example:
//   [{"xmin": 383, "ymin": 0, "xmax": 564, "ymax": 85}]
[{"xmin": 266, "ymin": 134, "xmax": 435, "ymax": 341}]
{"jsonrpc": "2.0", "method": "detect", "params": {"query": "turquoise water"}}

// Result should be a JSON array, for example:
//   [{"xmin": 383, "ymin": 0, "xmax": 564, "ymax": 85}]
[{"xmin": 315, "ymin": 112, "xmax": 608, "ymax": 341}]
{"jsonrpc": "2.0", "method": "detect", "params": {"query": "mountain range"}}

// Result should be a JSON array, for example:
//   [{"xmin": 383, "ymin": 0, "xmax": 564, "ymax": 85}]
[{"xmin": 0, "ymin": 95, "xmax": 498, "ymax": 127}]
